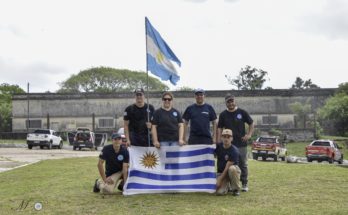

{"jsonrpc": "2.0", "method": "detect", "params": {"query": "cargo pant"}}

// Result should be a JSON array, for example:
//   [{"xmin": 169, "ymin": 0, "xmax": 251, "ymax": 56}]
[
  {"xmin": 97, "ymin": 171, "xmax": 123, "ymax": 194},
  {"xmin": 216, "ymin": 165, "xmax": 241, "ymax": 195}
]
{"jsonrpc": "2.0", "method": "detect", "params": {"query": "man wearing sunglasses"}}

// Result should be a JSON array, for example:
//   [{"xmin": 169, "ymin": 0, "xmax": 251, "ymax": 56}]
[
  {"xmin": 123, "ymin": 88, "xmax": 155, "ymax": 147},
  {"xmin": 217, "ymin": 93, "xmax": 254, "ymax": 192},
  {"xmin": 93, "ymin": 133, "xmax": 129, "ymax": 194},
  {"xmin": 151, "ymin": 92, "xmax": 184, "ymax": 148}
]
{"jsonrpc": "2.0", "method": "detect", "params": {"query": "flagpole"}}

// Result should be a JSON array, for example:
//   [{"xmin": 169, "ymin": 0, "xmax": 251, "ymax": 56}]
[{"xmin": 145, "ymin": 17, "xmax": 151, "ymax": 147}]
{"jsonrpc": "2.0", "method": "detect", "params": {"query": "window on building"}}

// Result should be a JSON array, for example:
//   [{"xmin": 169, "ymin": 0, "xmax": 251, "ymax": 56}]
[
  {"xmin": 262, "ymin": 116, "xmax": 278, "ymax": 125},
  {"xmin": 26, "ymin": 120, "xmax": 42, "ymax": 128},
  {"xmin": 98, "ymin": 118, "xmax": 114, "ymax": 128}
]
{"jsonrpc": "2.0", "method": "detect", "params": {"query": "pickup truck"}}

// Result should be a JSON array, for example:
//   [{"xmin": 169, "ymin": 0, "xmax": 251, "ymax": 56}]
[
  {"xmin": 305, "ymin": 140, "xmax": 343, "ymax": 164},
  {"xmin": 251, "ymin": 136, "xmax": 287, "ymax": 161},
  {"xmin": 27, "ymin": 129, "xmax": 63, "ymax": 150}
]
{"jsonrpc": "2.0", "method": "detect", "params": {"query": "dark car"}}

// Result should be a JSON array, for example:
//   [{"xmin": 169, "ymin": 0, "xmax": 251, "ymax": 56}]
[{"xmin": 73, "ymin": 129, "xmax": 96, "ymax": 150}]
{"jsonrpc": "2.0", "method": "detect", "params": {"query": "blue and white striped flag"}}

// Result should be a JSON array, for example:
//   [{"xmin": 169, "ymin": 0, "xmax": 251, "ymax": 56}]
[
  {"xmin": 123, "ymin": 145, "xmax": 216, "ymax": 195},
  {"xmin": 146, "ymin": 17, "xmax": 181, "ymax": 85}
]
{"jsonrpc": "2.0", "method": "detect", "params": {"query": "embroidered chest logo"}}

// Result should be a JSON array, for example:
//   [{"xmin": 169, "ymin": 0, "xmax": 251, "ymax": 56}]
[
  {"xmin": 225, "ymin": 154, "xmax": 229, "ymax": 161},
  {"xmin": 117, "ymin": 154, "xmax": 124, "ymax": 161},
  {"xmin": 173, "ymin": 111, "xmax": 178, "ymax": 117},
  {"xmin": 237, "ymin": 114, "xmax": 242, "ymax": 120}
]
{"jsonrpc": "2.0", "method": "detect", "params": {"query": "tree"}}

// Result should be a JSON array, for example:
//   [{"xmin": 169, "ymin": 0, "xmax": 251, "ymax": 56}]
[
  {"xmin": 291, "ymin": 77, "xmax": 320, "ymax": 89},
  {"xmin": 225, "ymin": 65, "xmax": 269, "ymax": 90},
  {"xmin": 318, "ymin": 83, "xmax": 348, "ymax": 136},
  {"xmin": 289, "ymin": 101, "xmax": 312, "ymax": 129},
  {"xmin": 175, "ymin": 86, "xmax": 194, "ymax": 91},
  {"xmin": 0, "ymin": 83, "xmax": 25, "ymax": 132},
  {"xmin": 58, "ymin": 67, "xmax": 169, "ymax": 93}
]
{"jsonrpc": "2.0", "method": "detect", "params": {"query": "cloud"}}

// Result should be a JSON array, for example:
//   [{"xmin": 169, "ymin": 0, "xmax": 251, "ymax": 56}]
[
  {"xmin": 184, "ymin": 0, "xmax": 208, "ymax": 3},
  {"xmin": 0, "ymin": 57, "xmax": 67, "ymax": 92},
  {"xmin": 300, "ymin": 0, "xmax": 348, "ymax": 40},
  {"xmin": 224, "ymin": 0, "xmax": 239, "ymax": 3},
  {"xmin": 0, "ymin": 24, "xmax": 25, "ymax": 37}
]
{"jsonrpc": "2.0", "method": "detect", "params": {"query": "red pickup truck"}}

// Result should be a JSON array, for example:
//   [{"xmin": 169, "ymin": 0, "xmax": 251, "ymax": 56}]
[{"xmin": 305, "ymin": 140, "xmax": 343, "ymax": 164}]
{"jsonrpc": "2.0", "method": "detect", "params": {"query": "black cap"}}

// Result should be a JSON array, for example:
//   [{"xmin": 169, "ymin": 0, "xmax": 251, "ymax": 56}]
[
  {"xmin": 134, "ymin": 88, "xmax": 144, "ymax": 94},
  {"xmin": 111, "ymin": 133, "xmax": 122, "ymax": 139},
  {"xmin": 225, "ymin": 94, "xmax": 235, "ymax": 102}
]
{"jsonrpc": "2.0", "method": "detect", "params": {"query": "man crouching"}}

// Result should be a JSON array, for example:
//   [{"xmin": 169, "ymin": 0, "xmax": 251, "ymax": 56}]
[
  {"xmin": 93, "ymin": 133, "xmax": 129, "ymax": 194},
  {"xmin": 215, "ymin": 129, "xmax": 241, "ymax": 196}
]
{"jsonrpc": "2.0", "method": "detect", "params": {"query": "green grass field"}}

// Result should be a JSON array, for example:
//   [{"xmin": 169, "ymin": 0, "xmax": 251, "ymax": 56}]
[{"xmin": 0, "ymin": 157, "xmax": 347, "ymax": 215}]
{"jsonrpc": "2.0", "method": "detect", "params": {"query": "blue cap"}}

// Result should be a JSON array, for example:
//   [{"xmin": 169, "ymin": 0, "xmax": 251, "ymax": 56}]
[
  {"xmin": 194, "ymin": 88, "xmax": 205, "ymax": 94},
  {"xmin": 111, "ymin": 133, "xmax": 122, "ymax": 139}
]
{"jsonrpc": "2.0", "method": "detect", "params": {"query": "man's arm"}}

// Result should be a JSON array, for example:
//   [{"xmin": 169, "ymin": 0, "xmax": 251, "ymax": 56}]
[
  {"xmin": 242, "ymin": 122, "xmax": 254, "ymax": 142},
  {"xmin": 183, "ymin": 120, "xmax": 189, "ymax": 144},
  {"xmin": 216, "ymin": 160, "xmax": 233, "ymax": 189},
  {"xmin": 97, "ymin": 159, "xmax": 107, "ymax": 182},
  {"xmin": 216, "ymin": 127, "xmax": 223, "ymax": 143},
  {"xmin": 211, "ymin": 119, "xmax": 217, "ymax": 144},
  {"xmin": 151, "ymin": 125, "xmax": 160, "ymax": 148},
  {"xmin": 178, "ymin": 123, "xmax": 185, "ymax": 146},
  {"xmin": 122, "ymin": 162, "xmax": 129, "ymax": 184},
  {"xmin": 124, "ymin": 120, "xmax": 130, "ymax": 146}
]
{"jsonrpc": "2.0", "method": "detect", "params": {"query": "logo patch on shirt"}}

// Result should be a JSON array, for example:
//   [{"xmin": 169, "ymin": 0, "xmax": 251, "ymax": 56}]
[
  {"xmin": 173, "ymin": 111, "xmax": 178, "ymax": 117},
  {"xmin": 237, "ymin": 113, "xmax": 242, "ymax": 120},
  {"xmin": 201, "ymin": 111, "xmax": 209, "ymax": 115},
  {"xmin": 225, "ymin": 154, "xmax": 229, "ymax": 161},
  {"xmin": 117, "ymin": 154, "xmax": 124, "ymax": 161}
]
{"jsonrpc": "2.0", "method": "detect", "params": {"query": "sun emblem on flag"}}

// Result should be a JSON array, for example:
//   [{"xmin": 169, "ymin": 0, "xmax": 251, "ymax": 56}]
[{"xmin": 140, "ymin": 151, "xmax": 159, "ymax": 169}]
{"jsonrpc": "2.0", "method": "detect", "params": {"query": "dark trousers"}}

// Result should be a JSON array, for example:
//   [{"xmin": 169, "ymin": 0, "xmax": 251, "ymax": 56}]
[
  {"xmin": 130, "ymin": 132, "xmax": 152, "ymax": 147},
  {"xmin": 238, "ymin": 146, "xmax": 248, "ymax": 185}
]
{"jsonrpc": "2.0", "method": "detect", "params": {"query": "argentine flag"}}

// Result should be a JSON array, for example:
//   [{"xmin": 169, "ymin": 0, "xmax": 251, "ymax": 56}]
[
  {"xmin": 146, "ymin": 17, "xmax": 181, "ymax": 85},
  {"xmin": 123, "ymin": 145, "xmax": 216, "ymax": 195}
]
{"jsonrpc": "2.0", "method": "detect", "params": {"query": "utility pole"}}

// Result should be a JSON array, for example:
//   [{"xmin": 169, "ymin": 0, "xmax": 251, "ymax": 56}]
[{"xmin": 27, "ymin": 82, "xmax": 30, "ymax": 133}]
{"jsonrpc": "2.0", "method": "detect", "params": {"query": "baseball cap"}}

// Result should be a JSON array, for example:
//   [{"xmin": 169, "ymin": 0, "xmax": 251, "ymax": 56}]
[
  {"xmin": 194, "ymin": 88, "xmax": 205, "ymax": 94},
  {"xmin": 111, "ymin": 133, "xmax": 122, "ymax": 139},
  {"xmin": 225, "ymin": 94, "xmax": 235, "ymax": 102},
  {"xmin": 221, "ymin": 129, "xmax": 233, "ymax": 136},
  {"xmin": 134, "ymin": 88, "xmax": 144, "ymax": 94}
]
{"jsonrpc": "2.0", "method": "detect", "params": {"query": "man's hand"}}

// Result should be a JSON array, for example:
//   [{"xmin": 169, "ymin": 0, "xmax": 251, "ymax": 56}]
[
  {"xmin": 153, "ymin": 141, "xmax": 160, "ymax": 148},
  {"xmin": 105, "ymin": 177, "xmax": 114, "ymax": 185},
  {"xmin": 242, "ymin": 134, "xmax": 251, "ymax": 142},
  {"xmin": 178, "ymin": 139, "xmax": 185, "ymax": 146},
  {"xmin": 146, "ymin": 122, "xmax": 152, "ymax": 129}
]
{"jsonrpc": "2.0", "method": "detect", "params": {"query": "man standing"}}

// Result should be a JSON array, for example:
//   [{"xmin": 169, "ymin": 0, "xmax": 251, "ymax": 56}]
[
  {"xmin": 215, "ymin": 129, "xmax": 241, "ymax": 196},
  {"xmin": 217, "ymin": 94, "xmax": 254, "ymax": 192},
  {"xmin": 93, "ymin": 133, "xmax": 129, "ymax": 194},
  {"xmin": 124, "ymin": 88, "xmax": 155, "ymax": 147},
  {"xmin": 183, "ymin": 88, "xmax": 217, "ymax": 145},
  {"xmin": 151, "ymin": 92, "xmax": 185, "ymax": 147}
]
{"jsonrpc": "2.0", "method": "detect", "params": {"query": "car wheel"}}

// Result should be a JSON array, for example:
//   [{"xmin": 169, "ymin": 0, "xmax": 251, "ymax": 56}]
[
  {"xmin": 281, "ymin": 156, "xmax": 286, "ymax": 161},
  {"xmin": 328, "ymin": 157, "xmax": 333, "ymax": 164},
  {"xmin": 274, "ymin": 155, "xmax": 278, "ymax": 162},
  {"xmin": 48, "ymin": 142, "xmax": 52, "ymax": 150},
  {"xmin": 338, "ymin": 155, "xmax": 343, "ymax": 164},
  {"xmin": 40, "ymin": 146, "xmax": 44, "ymax": 149},
  {"xmin": 262, "ymin": 157, "xmax": 266, "ymax": 161},
  {"xmin": 58, "ymin": 141, "xmax": 63, "ymax": 149},
  {"xmin": 73, "ymin": 146, "xmax": 76, "ymax": 150},
  {"xmin": 95, "ymin": 146, "xmax": 98, "ymax": 151},
  {"xmin": 79, "ymin": 147, "xmax": 81, "ymax": 150},
  {"xmin": 28, "ymin": 145, "xmax": 32, "ymax": 149},
  {"xmin": 307, "ymin": 157, "xmax": 312, "ymax": 162},
  {"xmin": 252, "ymin": 154, "xmax": 258, "ymax": 160}
]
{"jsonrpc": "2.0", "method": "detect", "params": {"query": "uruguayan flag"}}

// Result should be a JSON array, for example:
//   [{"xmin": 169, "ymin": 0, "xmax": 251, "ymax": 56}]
[
  {"xmin": 123, "ymin": 145, "xmax": 216, "ymax": 195},
  {"xmin": 146, "ymin": 17, "xmax": 181, "ymax": 85}
]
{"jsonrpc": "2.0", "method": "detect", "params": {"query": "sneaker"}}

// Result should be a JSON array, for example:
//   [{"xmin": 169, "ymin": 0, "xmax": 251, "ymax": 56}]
[
  {"xmin": 241, "ymin": 184, "xmax": 248, "ymax": 192},
  {"xmin": 93, "ymin": 179, "xmax": 100, "ymax": 193},
  {"xmin": 232, "ymin": 190, "xmax": 240, "ymax": 196}
]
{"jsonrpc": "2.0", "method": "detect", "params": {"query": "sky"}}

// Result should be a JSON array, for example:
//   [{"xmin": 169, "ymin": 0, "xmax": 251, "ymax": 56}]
[{"xmin": 1, "ymin": 0, "xmax": 348, "ymax": 92}]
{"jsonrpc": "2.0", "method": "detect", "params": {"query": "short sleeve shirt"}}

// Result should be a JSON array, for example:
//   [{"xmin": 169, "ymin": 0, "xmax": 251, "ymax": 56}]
[
  {"xmin": 183, "ymin": 103, "xmax": 217, "ymax": 138},
  {"xmin": 123, "ymin": 103, "xmax": 155, "ymax": 135},
  {"xmin": 215, "ymin": 143, "xmax": 240, "ymax": 173},
  {"xmin": 99, "ymin": 144, "xmax": 129, "ymax": 177},
  {"xmin": 218, "ymin": 108, "xmax": 253, "ymax": 147},
  {"xmin": 151, "ymin": 108, "xmax": 183, "ymax": 142}
]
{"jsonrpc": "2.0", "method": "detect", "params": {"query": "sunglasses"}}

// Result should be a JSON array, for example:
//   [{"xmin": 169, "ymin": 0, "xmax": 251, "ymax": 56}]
[
  {"xmin": 162, "ymin": 97, "xmax": 172, "ymax": 101},
  {"xmin": 112, "ymin": 137, "xmax": 122, "ymax": 140},
  {"xmin": 136, "ymin": 93, "xmax": 144, "ymax": 96}
]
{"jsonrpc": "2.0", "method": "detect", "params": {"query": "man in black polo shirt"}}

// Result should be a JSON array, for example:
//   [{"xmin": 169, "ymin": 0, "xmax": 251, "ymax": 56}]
[
  {"xmin": 215, "ymin": 129, "xmax": 241, "ymax": 196},
  {"xmin": 93, "ymin": 133, "xmax": 129, "ymax": 194},
  {"xmin": 124, "ymin": 88, "xmax": 155, "ymax": 147}
]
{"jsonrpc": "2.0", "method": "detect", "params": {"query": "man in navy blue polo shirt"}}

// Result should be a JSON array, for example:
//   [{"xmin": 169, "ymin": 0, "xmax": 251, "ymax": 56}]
[
  {"xmin": 183, "ymin": 88, "xmax": 217, "ymax": 145},
  {"xmin": 215, "ymin": 129, "xmax": 241, "ymax": 196},
  {"xmin": 93, "ymin": 133, "xmax": 129, "ymax": 194}
]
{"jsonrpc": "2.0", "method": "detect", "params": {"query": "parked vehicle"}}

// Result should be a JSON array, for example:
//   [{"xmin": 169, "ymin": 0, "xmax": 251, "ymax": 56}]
[
  {"xmin": 305, "ymin": 140, "xmax": 343, "ymax": 164},
  {"xmin": 251, "ymin": 136, "xmax": 287, "ymax": 161},
  {"xmin": 27, "ymin": 129, "xmax": 63, "ymax": 150},
  {"xmin": 73, "ymin": 128, "xmax": 96, "ymax": 150}
]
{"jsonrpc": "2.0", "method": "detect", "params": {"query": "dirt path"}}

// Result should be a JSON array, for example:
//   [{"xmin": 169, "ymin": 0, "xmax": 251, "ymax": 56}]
[{"xmin": 0, "ymin": 148, "xmax": 99, "ymax": 172}]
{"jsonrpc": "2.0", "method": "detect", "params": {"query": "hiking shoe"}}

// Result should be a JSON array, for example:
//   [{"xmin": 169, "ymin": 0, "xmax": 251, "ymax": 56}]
[
  {"xmin": 232, "ymin": 190, "xmax": 240, "ymax": 196},
  {"xmin": 93, "ymin": 179, "xmax": 100, "ymax": 193},
  {"xmin": 241, "ymin": 184, "xmax": 248, "ymax": 192}
]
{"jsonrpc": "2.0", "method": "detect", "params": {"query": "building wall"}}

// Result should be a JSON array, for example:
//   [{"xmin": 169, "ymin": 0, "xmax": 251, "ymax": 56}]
[{"xmin": 12, "ymin": 89, "xmax": 336, "ymax": 132}]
